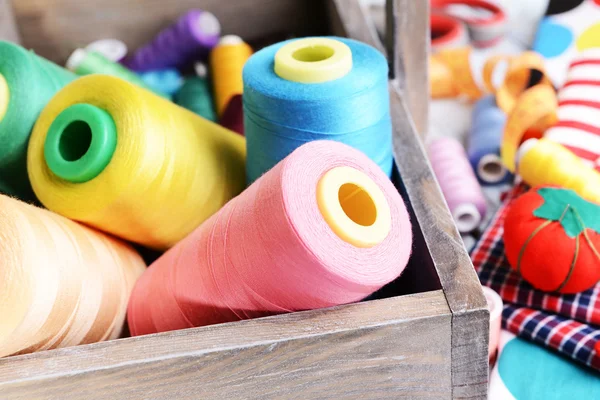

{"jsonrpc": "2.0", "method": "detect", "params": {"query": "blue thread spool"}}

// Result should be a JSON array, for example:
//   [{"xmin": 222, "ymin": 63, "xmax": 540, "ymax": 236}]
[
  {"xmin": 139, "ymin": 68, "xmax": 183, "ymax": 96},
  {"xmin": 467, "ymin": 95, "xmax": 512, "ymax": 185},
  {"xmin": 243, "ymin": 37, "xmax": 393, "ymax": 184}
]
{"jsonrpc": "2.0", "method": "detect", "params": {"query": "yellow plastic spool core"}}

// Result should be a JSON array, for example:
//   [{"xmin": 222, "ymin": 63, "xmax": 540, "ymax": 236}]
[
  {"xmin": 274, "ymin": 38, "xmax": 352, "ymax": 83},
  {"xmin": 317, "ymin": 166, "xmax": 391, "ymax": 248},
  {"xmin": 0, "ymin": 73, "xmax": 9, "ymax": 122}
]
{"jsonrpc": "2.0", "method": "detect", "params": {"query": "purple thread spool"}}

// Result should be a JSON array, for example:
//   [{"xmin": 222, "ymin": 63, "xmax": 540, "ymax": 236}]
[
  {"xmin": 427, "ymin": 136, "xmax": 487, "ymax": 233},
  {"xmin": 124, "ymin": 10, "xmax": 221, "ymax": 72}
]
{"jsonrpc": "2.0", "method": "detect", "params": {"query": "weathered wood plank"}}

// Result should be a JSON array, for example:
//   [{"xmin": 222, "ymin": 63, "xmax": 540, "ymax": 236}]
[
  {"xmin": 386, "ymin": 0, "xmax": 429, "ymax": 138},
  {"xmin": 0, "ymin": 0, "xmax": 20, "ymax": 43},
  {"xmin": 10, "ymin": 0, "xmax": 329, "ymax": 63},
  {"xmin": 1, "ymin": 291, "xmax": 452, "ymax": 399},
  {"xmin": 388, "ymin": 86, "xmax": 489, "ymax": 399}
]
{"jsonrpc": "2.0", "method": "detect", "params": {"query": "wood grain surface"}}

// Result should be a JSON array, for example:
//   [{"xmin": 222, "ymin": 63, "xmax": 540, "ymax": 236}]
[
  {"xmin": 386, "ymin": 0, "xmax": 430, "ymax": 138},
  {"xmin": 9, "ymin": 0, "xmax": 329, "ymax": 63},
  {"xmin": 0, "ymin": 0, "xmax": 20, "ymax": 43},
  {"xmin": 389, "ymin": 87, "xmax": 489, "ymax": 399},
  {"xmin": 0, "ymin": 291, "xmax": 452, "ymax": 399}
]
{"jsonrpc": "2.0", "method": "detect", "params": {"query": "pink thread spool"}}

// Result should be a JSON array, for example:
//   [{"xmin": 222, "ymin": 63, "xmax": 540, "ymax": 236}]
[
  {"xmin": 482, "ymin": 286, "xmax": 503, "ymax": 363},
  {"xmin": 427, "ymin": 136, "xmax": 487, "ymax": 233},
  {"xmin": 128, "ymin": 140, "xmax": 413, "ymax": 335}
]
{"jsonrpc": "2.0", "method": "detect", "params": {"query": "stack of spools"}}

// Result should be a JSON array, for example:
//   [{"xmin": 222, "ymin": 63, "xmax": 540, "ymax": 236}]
[{"xmin": 0, "ymin": 8, "xmax": 413, "ymax": 357}]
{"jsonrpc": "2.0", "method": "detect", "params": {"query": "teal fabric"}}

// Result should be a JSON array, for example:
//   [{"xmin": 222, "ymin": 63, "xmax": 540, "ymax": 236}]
[{"xmin": 499, "ymin": 336, "xmax": 600, "ymax": 399}]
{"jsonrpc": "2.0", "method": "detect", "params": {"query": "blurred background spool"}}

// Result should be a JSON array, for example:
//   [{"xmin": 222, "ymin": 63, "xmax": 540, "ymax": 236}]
[
  {"xmin": 0, "ymin": 194, "xmax": 145, "ymax": 357},
  {"xmin": 128, "ymin": 140, "xmax": 412, "ymax": 336},
  {"xmin": 211, "ymin": 35, "xmax": 253, "ymax": 117},
  {"xmin": 85, "ymin": 39, "xmax": 128, "ymax": 63},
  {"xmin": 482, "ymin": 286, "xmax": 503, "ymax": 363},
  {"xmin": 27, "ymin": 74, "xmax": 246, "ymax": 250},
  {"xmin": 0, "ymin": 41, "xmax": 75, "ymax": 202},
  {"xmin": 428, "ymin": 136, "xmax": 487, "ymax": 233},
  {"xmin": 517, "ymin": 138, "xmax": 600, "ymax": 204},
  {"xmin": 139, "ymin": 68, "xmax": 183, "ymax": 96},
  {"xmin": 430, "ymin": 13, "xmax": 469, "ymax": 52},
  {"xmin": 66, "ymin": 49, "xmax": 170, "ymax": 99},
  {"xmin": 174, "ymin": 63, "xmax": 216, "ymax": 122},
  {"xmin": 243, "ymin": 36, "xmax": 393, "ymax": 184},
  {"xmin": 220, "ymin": 94, "xmax": 244, "ymax": 136},
  {"xmin": 124, "ymin": 9, "xmax": 220, "ymax": 72},
  {"xmin": 467, "ymin": 95, "xmax": 511, "ymax": 185}
]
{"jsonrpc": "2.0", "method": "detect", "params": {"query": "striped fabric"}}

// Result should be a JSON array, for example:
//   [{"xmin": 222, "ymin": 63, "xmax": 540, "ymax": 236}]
[
  {"xmin": 545, "ymin": 50, "xmax": 600, "ymax": 171},
  {"xmin": 471, "ymin": 184, "xmax": 600, "ymax": 370}
]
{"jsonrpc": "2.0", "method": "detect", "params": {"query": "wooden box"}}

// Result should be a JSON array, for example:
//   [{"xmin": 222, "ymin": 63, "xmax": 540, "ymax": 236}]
[{"xmin": 0, "ymin": 1, "xmax": 489, "ymax": 398}]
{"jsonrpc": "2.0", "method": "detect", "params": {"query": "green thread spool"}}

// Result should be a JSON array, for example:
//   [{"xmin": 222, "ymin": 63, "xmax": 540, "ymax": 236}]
[
  {"xmin": 0, "ymin": 40, "xmax": 76, "ymax": 201},
  {"xmin": 66, "ymin": 49, "xmax": 171, "ymax": 99},
  {"xmin": 174, "ymin": 76, "xmax": 217, "ymax": 121}
]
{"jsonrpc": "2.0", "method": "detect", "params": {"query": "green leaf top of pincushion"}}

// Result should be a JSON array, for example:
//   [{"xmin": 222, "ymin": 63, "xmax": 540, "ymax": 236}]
[{"xmin": 533, "ymin": 188, "xmax": 600, "ymax": 238}]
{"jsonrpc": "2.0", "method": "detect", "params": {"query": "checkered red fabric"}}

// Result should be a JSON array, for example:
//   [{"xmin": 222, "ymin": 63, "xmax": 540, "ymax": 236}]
[{"xmin": 471, "ymin": 184, "xmax": 600, "ymax": 370}]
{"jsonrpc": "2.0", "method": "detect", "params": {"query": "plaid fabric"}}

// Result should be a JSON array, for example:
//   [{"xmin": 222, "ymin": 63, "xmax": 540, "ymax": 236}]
[{"xmin": 471, "ymin": 184, "xmax": 600, "ymax": 370}]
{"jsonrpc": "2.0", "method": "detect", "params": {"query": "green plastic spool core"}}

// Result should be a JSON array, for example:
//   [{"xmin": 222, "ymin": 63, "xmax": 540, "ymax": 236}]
[{"xmin": 44, "ymin": 103, "xmax": 117, "ymax": 183}]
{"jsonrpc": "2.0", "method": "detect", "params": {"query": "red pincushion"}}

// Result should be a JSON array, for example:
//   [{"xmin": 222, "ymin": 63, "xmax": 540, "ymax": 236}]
[{"xmin": 504, "ymin": 186, "xmax": 600, "ymax": 294}]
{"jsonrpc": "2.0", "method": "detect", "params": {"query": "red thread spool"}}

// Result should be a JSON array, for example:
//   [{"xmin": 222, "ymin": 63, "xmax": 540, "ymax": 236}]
[
  {"xmin": 504, "ymin": 186, "xmax": 600, "ymax": 294},
  {"xmin": 128, "ymin": 140, "xmax": 413, "ymax": 335}
]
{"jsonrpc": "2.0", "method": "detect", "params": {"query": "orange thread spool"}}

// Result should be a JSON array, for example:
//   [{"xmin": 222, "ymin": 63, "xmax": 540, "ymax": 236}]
[{"xmin": 0, "ymin": 195, "xmax": 145, "ymax": 357}]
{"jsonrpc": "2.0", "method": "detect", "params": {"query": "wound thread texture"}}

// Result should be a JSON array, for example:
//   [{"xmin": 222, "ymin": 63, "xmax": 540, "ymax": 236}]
[
  {"xmin": 28, "ymin": 75, "xmax": 246, "ymax": 250},
  {"xmin": 0, "ymin": 194, "xmax": 145, "ymax": 357},
  {"xmin": 128, "ymin": 140, "xmax": 412, "ymax": 336},
  {"xmin": 0, "ymin": 41, "xmax": 76, "ymax": 202}
]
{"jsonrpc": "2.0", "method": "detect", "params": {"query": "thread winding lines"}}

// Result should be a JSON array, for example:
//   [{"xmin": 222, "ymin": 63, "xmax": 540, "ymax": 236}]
[
  {"xmin": 128, "ymin": 141, "xmax": 412, "ymax": 335},
  {"xmin": 0, "ymin": 194, "xmax": 145, "ymax": 357},
  {"xmin": 124, "ymin": 9, "xmax": 220, "ymax": 71},
  {"xmin": 0, "ymin": 41, "xmax": 76, "ymax": 202},
  {"xmin": 468, "ymin": 95, "xmax": 511, "ymax": 184},
  {"xmin": 517, "ymin": 138, "xmax": 600, "ymax": 204},
  {"xmin": 243, "ymin": 37, "xmax": 393, "ymax": 184},
  {"xmin": 211, "ymin": 35, "xmax": 253, "ymax": 117},
  {"xmin": 428, "ymin": 136, "xmax": 487, "ymax": 233},
  {"xmin": 27, "ymin": 75, "xmax": 246, "ymax": 250}
]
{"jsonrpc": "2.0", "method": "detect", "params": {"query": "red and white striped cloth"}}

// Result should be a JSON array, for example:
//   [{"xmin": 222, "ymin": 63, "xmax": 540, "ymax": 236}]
[{"xmin": 545, "ymin": 49, "xmax": 600, "ymax": 172}]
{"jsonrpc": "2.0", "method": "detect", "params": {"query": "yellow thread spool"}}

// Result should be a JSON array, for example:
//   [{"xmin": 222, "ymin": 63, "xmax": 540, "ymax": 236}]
[
  {"xmin": 517, "ymin": 138, "xmax": 600, "ymax": 204},
  {"xmin": 28, "ymin": 75, "xmax": 246, "ymax": 250},
  {"xmin": 317, "ymin": 166, "xmax": 391, "ymax": 248},
  {"xmin": 0, "ymin": 73, "xmax": 8, "ymax": 121},
  {"xmin": 210, "ymin": 35, "xmax": 253, "ymax": 116},
  {"xmin": 274, "ymin": 37, "xmax": 352, "ymax": 83}
]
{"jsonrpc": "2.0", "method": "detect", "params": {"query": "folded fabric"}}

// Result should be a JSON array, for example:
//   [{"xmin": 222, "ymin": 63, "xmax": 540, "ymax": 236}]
[
  {"xmin": 471, "ymin": 184, "xmax": 600, "ymax": 369},
  {"xmin": 543, "ymin": 50, "xmax": 600, "ymax": 171},
  {"xmin": 502, "ymin": 304, "xmax": 600, "ymax": 370},
  {"xmin": 533, "ymin": 0, "xmax": 600, "ymax": 86},
  {"xmin": 489, "ymin": 330, "xmax": 600, "ymax": 399}
]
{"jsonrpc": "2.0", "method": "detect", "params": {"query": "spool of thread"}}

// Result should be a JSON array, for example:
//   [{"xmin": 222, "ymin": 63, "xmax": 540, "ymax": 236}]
[
  {"xmin": 431, "ymin": 13, "xmax": 470, "ymax": 52},
  {"xmin": 139, "ymin": 68, "xmax": 183, "ymax": 96},
  {"xmin": 0, "ymin": 194, "xmax": 145, "ymax": 357},
  {"xmin": 127, "ymin": 140, "xmax": 412, "ymax": 335},
  {"xmin": 482, "ymin": 286, "xmax": 503, "ymax": 362},
  {"xmin": 243, "ymin": 37, "xmax": 393, "ymax": 184},
  {"xmin": 27, "ymin": 75, "xmax": 246, "ymax": 250},
  {"xmin": 85, "ymin": 39, "xmax": 128, "ymax": 62},
  {"xmin": 124, "ymin": 9, "xmax": 220, "ymax": 72},
  {"xmin": 468, "ymin": 95, "xmax": 511, "ymax": 185},
  {"xmin": 431, "ymin": 0, "xmax": 507, "ymax": 48},
  {"xmin": 66, "ymin": 49, "xmax": 170, "ymax": 99},
  {"xmin": 428, "ymin": 136, "xmax": 487, "ymax": 233},
  {"xmin": 0, "ymin": 40, "xmax": 76, "ymax": 202},
  {"xmin": 174, "ymin": 75, "xmax": 216, "ymax": 122},
  {"xmin": 517, "ymin": 138, "xmax": 600, "ymax": 204},
  {"xmin": 211, "ymin": 35, "xmax": 253, "ymax": 116}
]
